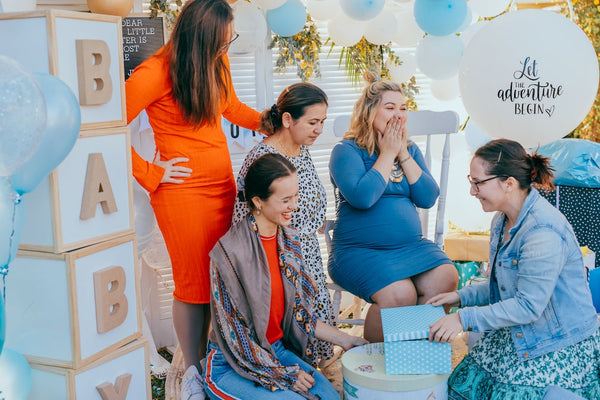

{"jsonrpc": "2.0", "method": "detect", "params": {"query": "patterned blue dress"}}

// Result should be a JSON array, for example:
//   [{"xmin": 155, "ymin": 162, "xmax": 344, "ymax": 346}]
[{"xmin": 328, "ymin": 139, "xmax": 451, "ymax": 302}]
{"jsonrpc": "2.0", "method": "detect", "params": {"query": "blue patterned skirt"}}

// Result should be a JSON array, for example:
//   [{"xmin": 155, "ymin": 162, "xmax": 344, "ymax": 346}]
[{"xmin": 448, "ymin": 328, "xmax": 600, "ymax": 400}]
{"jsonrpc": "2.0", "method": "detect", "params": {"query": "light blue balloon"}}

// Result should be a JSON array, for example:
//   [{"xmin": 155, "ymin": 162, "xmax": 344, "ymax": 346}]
[
  {"xmin": 416, "ymin": 34, "xmax": 464, "ymax": 80},
  {"xmin": 266, "ymin": 0, "xmax": 307, "ymax": 37},
  {"xmin": 0, "ymin": 296, "xmax": 4, "ymax": 355},
  {"xmin": 0, "ymin": 348, "xmax": 32, "ymax": 400},
  {"xmin": 340, "ymin": 0, "xmax": 385, "ymax": 21},
  {"xmin": 455, "ymin": 6, "xmax": 472, "ymax": 33},
  {"xmin": 0, "ymin": 178, "xmax": 25, "ymax": 269},
  {"xmin": 414, "ymin": 0, "xmax": 468, "ymax": 37},
  {"xmin": 10, "ymin": 73, "xmax": 81, "ymax": 195},
  {"xmin": 0, "ymin": 56, "xmax": 46, "ymax": 177}
]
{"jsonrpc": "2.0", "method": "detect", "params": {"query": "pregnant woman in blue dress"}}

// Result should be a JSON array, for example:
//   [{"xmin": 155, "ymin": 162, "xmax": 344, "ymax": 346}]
[{"xmin": 328, "ymin": 72, "xmax": 458, "ymax": 342}]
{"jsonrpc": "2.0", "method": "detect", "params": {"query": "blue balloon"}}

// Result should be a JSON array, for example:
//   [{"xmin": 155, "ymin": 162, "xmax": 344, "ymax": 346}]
[
  {"xmin": 10, "ymin": 73, "xmax": 81, "ymax": 195},
  {"xmin": 0, "ymin": 178, "xmax": 25, "ymax": 269},
  {"xmin": 340, "ymin": 0, "xmax": 385, "ymax": 21},
  {"xmin": 414, "ymin": 0, "xmax": 468, "ymax": 37},
  {"xmin": 0, "ymin": 348, "xmax": 32, "ymax": 400},
  {"xmin": 0, "ymin": 56, "xmax": 46, "ymax": 177},
  {"xmin": 266, "ymin": 0, "xmax": 307, "ymax": 37}
]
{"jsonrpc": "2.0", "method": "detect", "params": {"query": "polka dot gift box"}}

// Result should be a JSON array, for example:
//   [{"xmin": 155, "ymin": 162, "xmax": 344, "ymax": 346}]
[{"xmin": 381, "ymin": 304, "xmax": 451, "ymax": 375}]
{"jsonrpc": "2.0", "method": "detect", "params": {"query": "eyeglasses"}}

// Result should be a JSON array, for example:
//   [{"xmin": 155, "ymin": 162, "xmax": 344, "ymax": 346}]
[
  {"xmin": 467, "ymin": 174, "xmax": 508, "ymax": 192},
  {"xmin": 220, "ymin": 32, "xmax": 239, "ymax": 52}
]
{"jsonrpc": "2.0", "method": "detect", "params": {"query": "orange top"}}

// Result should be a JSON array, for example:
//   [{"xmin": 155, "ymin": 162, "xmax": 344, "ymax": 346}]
[
  {"xmin": 126, "ymin": 49, "xmax": 261, "ymax": 192},
  {"xmin": 261, "ymin": 234, "xmax": 285, "ymax": 344}
]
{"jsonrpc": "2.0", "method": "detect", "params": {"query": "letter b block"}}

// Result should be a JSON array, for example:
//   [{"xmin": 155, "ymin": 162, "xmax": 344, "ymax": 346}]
[
  {"xmin": 76, "ymin": 39, "xmax": 113, "ymax": 106},
  {"xmin": 94, "ymin": 266, "xmax": 129, "ymax": 334},
  {"xmin": 5, "ymin": 234, "xmax": 141, "ymax": 369}
]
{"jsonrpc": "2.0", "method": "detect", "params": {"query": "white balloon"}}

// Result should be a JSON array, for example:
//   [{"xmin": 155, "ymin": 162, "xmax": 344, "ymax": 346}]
[
  {"xmin": 393, "ymin": 10, "xmax": 424, "ymax": 47},
  {"xmin": 454, "ymin": 6, "xmax": 473, "ymax": 33},
  {"xmin": 464, "ymin": 119, "xmax": 493, "ymax": 152},
  {"xmin": 328, "ymin": 15, "xmax": 366, "ymax": 47},
  {"xmin": 460, "ymin": 20, "xmax": 488, "ymax": 47},
  {"xmin": 389, "ymin": 53, "xmax": 417, "ymax": 82},
  {"xmin": 365, "ymin": 12, "xmax": 398, "ymax": 45},
  {"xmin": 416, "ymin": 35, "xmax": 464, "ymax": 80},
  {"xmin": 445, "ymin": 133, "xmax": 494, "ymax": 231},
  {"xmin": 251, "ymin": 0, "xmax": 286, "ymax": 10},
  {"xmin": 0, "ymin": 0, "xmax": 35, "ymax": 12},
  {"xmin": 307, "ymin": 0, "xmax": 341, "ymax": 21},
  {"xmin": 430, "ymin": 77, "xmax": 460, "ymax": 101},
  {"xmin": 230, "ymin": 1, "xmax": 268, "ymax": 55},
  {"xmin": 459, "ymin": 10, "xmax": 599, "ymax": 148},
  {"xmin": 469, "ymin": 0, "xmax": 511, "ymax": 18}
]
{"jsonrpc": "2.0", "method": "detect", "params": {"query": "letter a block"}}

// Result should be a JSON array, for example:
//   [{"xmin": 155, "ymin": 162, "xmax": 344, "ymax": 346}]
[
  {"xmin": 29, "ymin": 340, "xmax": 150, "ymax": 400},
  {"xmin": 0, "ymin": 10, "xmax": 126, "ymax": 130},
  {"xmin": 19, "ymin": 127, "xmax": 134, "ymax": 253},
  {"xmin": 5, "ymin": 234, "xmax": 141, "ymax": 369}
]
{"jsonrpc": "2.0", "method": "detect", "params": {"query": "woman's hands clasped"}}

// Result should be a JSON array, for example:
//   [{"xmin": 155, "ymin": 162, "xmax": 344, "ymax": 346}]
[
  {"xmin": 378, "ymin": 115, "xmax": 406, "ymax": 159},
  {"xmin": 153, "ymin": 150, "xmax": 192, "ymax": 184}
]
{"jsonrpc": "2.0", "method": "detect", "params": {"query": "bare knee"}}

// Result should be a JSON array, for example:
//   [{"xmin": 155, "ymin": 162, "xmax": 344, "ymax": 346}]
[
  {"xmin": 371, "ymin": 280, "xmax": 418, "ymax": 308},
  {"xmin": 415, "ymin": 263, "xmax": 459, "ymax": 301}
]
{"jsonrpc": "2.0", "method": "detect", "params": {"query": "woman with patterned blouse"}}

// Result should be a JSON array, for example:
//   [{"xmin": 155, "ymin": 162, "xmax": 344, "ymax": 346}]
[
  {"xmin": 232, "ymin": 83, "xmax": 335, "ymax": 363},
  {"xmin": 206, "ymin": 154, "xmax": 366, "ymax": 400}
]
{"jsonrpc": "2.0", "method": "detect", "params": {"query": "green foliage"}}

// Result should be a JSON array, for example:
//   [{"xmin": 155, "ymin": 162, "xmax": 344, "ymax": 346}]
[
  {"xmin": 569, "ymin": 0, "xmax": 600, "ymax": 142},
  {"xmin": 270, "ymin": 16, "xmax": 322, "ymax": 82},
  {"xmin": 335, "ymin": 37, "xmax": 419, "ymax": 110},
  {"xmin": 148, "ymin": 0, "xmax": 182, "ymax": 29}
]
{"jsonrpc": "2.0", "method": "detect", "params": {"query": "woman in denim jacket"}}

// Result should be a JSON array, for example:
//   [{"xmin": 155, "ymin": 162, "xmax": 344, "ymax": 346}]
[{"xmin": 429, "ymin": 139, "xmax": 600, "ymax": 399}]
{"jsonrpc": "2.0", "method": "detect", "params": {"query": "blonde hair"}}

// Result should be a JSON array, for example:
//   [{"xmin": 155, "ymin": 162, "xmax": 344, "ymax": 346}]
[{"xmin": 344, "ymin": 71, "xmax": 406, "ymax": 156}]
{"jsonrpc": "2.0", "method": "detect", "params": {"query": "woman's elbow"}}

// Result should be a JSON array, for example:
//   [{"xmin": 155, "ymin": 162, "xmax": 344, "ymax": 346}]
[
  {"xmin": 346, "ymin": 196, "xmax": 377, "ymax": 210},
  {"xmin": 413, "ymin": 195, "xmax": 438, "ymax": 209}
]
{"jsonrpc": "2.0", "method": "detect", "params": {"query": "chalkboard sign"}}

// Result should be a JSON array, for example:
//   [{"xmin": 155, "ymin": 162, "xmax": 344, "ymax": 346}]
[{"xmin": 122, "ymin": 15, "xmax": 167, "ymax": 80}]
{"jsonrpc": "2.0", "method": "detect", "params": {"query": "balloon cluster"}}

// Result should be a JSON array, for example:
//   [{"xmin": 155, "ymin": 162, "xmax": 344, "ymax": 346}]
[
  {"xmin": 237, "ymin": 0, "xmax": 509, "ymax": 86},
  {"xmin": 0, "ymin": 55, "xmax": 81, "ymax": 399},
  {"xmin": 410, "ymin": 0, "xmax": 510, "ymax": 101}
]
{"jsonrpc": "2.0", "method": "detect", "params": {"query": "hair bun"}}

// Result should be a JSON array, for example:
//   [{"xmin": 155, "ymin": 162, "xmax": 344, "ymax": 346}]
[
  {"xmin": 362, "ymin": 70, "xmax": 380, "ymax": 85},
  {"xmin": 270, "ymin": 104, "xmax": 279, "ymax": 119}
]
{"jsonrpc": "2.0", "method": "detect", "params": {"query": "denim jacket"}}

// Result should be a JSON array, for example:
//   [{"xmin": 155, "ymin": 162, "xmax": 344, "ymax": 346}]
[{"xmin": 458, "ymin": 188, "xmax": 599, "ymax": 361}]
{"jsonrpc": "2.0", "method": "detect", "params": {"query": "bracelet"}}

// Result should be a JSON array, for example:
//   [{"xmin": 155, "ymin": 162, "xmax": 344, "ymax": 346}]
[{"xmin": 399, "ymin": 154, "xmax": 411, "ymax": 164}]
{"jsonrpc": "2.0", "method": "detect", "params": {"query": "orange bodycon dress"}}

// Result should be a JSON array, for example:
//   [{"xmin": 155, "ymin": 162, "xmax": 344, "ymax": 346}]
[{"xmin": 126, "ymin": 51, "xmax": 260, "ymax": 304}]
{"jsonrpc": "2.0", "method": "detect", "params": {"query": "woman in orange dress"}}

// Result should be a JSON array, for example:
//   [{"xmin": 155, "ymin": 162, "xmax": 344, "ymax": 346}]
[{"xmin": 125, "ymin": 1, "xmax": 261, "ymax": 398}]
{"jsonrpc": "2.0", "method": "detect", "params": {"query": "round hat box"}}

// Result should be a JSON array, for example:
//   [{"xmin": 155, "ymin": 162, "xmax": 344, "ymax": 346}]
[{"xmin": 341, "ymin": 343, "xmax": 449, "ymax": 399}]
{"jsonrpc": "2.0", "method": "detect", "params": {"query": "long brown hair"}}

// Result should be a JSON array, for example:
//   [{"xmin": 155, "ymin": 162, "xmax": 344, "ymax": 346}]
[
  {"xmin": 344, "ymin": 71, "xmax": 406, "ymax": 156},
  {"xmin": 165, "ymin": 0, "xmax": 233, "ymax": 127}
]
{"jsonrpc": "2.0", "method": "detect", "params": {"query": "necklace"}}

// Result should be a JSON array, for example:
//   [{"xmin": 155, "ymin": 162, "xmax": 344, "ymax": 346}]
[
  {"xmin": 276, "ymin": 135, "xmax": 300, "ymax": 158},
  {"xmin": 391, "ymin": 159, "xmax": 404, "ymax": 183}
]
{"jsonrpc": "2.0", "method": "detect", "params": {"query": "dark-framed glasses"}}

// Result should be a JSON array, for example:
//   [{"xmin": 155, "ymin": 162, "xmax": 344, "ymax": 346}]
[
  {"xmin": 221, "ymin": 32, "xmax": 239, "ymax": 52},
  {"xmin": 467, "ymin": 174, "xmax": 508, "ymax": 192}
]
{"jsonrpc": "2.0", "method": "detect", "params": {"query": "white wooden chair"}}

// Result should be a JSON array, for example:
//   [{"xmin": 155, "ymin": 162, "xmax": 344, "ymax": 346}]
[{"xmin": 325, "ymin": 110, "xmax": 460, "ymax": 326}]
